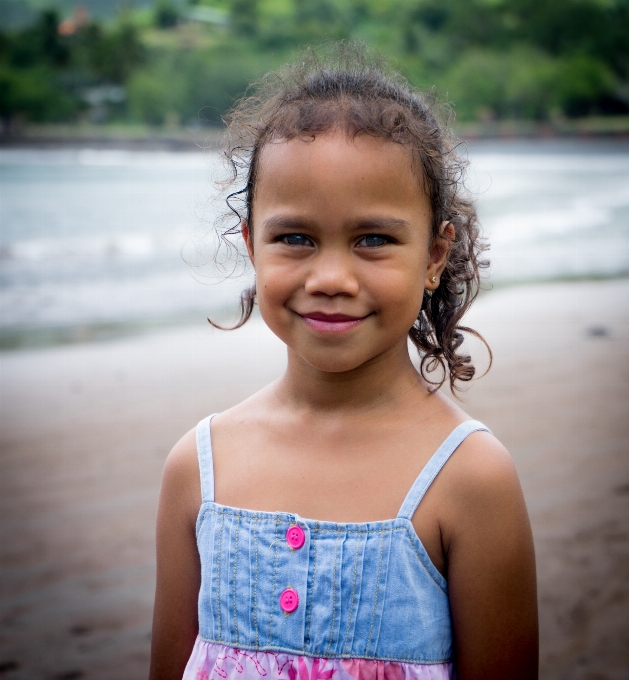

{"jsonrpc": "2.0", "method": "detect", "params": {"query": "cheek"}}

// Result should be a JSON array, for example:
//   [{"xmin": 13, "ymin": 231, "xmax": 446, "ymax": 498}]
[
  {"xmin": 366, "ymin": 262, "xmax": 426, "ymax": 322},
  {"xmin": 255, "ymin": 259, "xmax": 299, "ymax": 312}
]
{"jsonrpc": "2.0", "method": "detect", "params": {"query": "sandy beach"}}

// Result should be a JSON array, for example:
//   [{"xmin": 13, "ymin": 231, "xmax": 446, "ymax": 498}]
[{"xmin": 1, "ymin": 278, "xmax": 628, "ymax": 680}]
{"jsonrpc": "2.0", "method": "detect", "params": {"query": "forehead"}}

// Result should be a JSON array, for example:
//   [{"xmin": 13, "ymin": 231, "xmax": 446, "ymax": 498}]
[{"xmin": 254, "ymin": 132, "xmax": 429, "ymax": 220}]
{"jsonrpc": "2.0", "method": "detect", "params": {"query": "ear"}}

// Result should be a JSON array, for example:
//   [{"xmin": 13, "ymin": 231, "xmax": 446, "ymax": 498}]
[
  {"xmin": 425, "ymin": 221, "xmax": 454, "ymax": 291},
  {"xmin": 241, "ymin": 220, "xmax": 254, "ymax": 264}
]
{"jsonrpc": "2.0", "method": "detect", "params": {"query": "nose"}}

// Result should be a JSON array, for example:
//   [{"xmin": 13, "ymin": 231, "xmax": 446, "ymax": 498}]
[{"xmin": 304, "ymin": 249, "xmax": 360, "ymax": 298}]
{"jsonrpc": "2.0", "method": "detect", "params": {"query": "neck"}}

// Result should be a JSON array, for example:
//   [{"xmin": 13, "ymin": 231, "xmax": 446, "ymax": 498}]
[{"xmin": 275, "ymin": 339, "xmax": 430, "ymax": 416}]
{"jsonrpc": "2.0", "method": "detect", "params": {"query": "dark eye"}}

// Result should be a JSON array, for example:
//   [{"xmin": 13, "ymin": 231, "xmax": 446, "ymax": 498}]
[
  {"xmin": 356, "ymin": 235, "xmax": 391, "ymax": 248},
  {"xmin": 280, "ymin": 234, "xmax": 313, "ymax": 247}
]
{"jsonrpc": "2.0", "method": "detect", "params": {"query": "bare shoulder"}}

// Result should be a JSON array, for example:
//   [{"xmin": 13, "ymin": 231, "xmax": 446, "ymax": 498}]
[
  {"xmin": 421, "ymin": 393, "xmax": 520, "ymax": 496},
  {"xmin": 160, "ymin": 426, "xmax": 201, "ymax": 524},
  {"xmin": 415, "ymin": 403, "xmax": 529, "ymax": 551},
  {"xmin": 445, "ymin": 429, "xmax": 522, "ymax": 506},
  {"xmin": 437, "ymin": 429, "xmax": 538, "ymax": 679},
  {"xmin": 151, "ymin": 426, "xmax": 203, "ymax": 678},
  {"xmin": 164, "ymin": 426, "xmax": 198, "ymax": 480},
  {"xmin": 434, "ymin": 426, "xmax": 535, "ymax": 587},
  {"xmin": 435, "ymin": 428, "xmax": 529, "ymax": 547}
]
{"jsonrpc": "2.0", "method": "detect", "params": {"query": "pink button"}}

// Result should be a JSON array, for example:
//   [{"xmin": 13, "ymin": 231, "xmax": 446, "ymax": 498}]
[
  {"xmin": 279, "ymin": 588, "xmax": 299, "ymax": 613},
  {"xmin": 286, "ymin": 525, "xmax": 305, "ymax": 550}
]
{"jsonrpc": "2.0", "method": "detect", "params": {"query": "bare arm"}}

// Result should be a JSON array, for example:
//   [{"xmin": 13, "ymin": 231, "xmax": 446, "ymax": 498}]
[
  {"xmin": 149, "ymin": 428, "xmax": 202, "ymax": 680},
  {"xmin": 442, "ymin": 433, "xmax": 538, "ymax": 679}
]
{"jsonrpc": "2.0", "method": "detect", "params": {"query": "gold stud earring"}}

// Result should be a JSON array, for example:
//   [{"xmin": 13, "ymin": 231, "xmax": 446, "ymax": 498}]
[{"xmin": 431, "ymin": 276, "xmax": 437, "ymax": 283}]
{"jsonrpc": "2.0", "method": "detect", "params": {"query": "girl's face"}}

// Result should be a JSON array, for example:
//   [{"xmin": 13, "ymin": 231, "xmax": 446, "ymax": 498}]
[{"xmin": 247, "ymin": 131, "xmax": 448, "ymax": 374}]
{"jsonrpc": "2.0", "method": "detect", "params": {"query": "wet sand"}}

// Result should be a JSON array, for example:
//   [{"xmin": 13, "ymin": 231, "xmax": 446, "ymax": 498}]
[{"xmin": 1, "ymin": 279, "xmax": 628, "ymax": 680}]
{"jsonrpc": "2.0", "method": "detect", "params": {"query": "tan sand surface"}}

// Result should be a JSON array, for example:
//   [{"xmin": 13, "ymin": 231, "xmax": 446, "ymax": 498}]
[{"xmin": 1, "ymin": 279, "xmax": 628, "ymax": 680}]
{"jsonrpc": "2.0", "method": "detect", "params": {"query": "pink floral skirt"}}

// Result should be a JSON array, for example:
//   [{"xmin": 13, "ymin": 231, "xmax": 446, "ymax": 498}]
[{"xmin": 183, "ymin": 638, "xmax": 455, "ymax": 680}]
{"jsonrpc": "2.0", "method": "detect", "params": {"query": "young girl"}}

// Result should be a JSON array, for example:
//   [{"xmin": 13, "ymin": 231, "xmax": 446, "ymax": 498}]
[{"xmin": 149, "ymin": 48, "xmax": 538, "ymax": 680}]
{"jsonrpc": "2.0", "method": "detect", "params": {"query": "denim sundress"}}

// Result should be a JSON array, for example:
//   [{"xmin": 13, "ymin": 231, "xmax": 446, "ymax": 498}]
[{"xmin": 183, "ymin": 416, "xmax": 490, "ymax": 680}]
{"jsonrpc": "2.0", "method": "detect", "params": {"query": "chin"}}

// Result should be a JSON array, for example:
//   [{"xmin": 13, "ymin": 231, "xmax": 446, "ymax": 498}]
[
  {"xmin": 308, "ymin": 360, "xmax": 364, "ymax": 374},
  {"xmin": 295, "ymin": 347, "xmax": 381, "ymax": 374}
]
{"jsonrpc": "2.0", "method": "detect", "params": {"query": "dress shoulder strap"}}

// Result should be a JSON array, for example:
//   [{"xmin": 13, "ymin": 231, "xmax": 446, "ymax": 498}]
[
  {"xmin": 397, "ymin": 420, "xmax": 491, "ymax": 521},
  {"xmin": 196, "ymin": 414, "xmax": 218, "ymax": 503}
]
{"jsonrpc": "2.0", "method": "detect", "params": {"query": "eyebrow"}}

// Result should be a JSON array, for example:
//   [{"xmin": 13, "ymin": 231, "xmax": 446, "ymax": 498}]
[
  {"xmin": 262, "ymin": 215, "xmax": 313, "ymax": 233},
  {"xmin": 261, "ymin": 215, "xmax": 411, "ymax": 233},
  {"xmin": 351, "ymin": 217, "xmax": 410, "ymax": 232}
]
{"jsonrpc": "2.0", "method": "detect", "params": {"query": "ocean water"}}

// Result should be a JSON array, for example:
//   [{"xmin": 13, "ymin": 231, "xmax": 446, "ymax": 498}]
[
  {"xmin": 468, "ymin": 139, "xmax": 629, "ymax": 283},
  {"xmin": 1, "ymin": 139, "xmax": 628, "ymax": 347}
]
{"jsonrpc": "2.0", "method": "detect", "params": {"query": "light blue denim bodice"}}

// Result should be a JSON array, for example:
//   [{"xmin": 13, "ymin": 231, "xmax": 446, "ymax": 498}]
[{"xmin": 194, "ymin": 417, "xmax": 490, "ymax": 664}]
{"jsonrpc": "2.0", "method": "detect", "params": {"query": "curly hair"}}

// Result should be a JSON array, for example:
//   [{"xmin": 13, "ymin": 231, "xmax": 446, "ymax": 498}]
[{"xmin": 212, "ymin": 42, "xmax": 490, "ymax": 393}]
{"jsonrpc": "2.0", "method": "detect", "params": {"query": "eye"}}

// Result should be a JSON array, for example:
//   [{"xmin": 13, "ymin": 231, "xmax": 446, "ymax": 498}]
[
  {"xmin": 279, "ymin": 233, "xmax": 314, "ymax": 247},
  {"xmin": 356, "ymin": 234, "xmax": 392, "ymax": 248}
]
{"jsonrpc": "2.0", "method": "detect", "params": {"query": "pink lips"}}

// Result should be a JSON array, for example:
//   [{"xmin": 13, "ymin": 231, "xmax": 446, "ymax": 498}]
[{"xmin": 300, "ymin": 311, "xmax": 366, "ymax": 333}]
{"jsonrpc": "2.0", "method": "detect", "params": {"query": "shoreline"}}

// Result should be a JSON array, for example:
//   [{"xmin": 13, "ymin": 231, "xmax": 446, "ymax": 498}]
[
  {"xmin": 1, "ymin": 116, "xmax": 629, "ymax": 150},
  {"xmin": 0, "ymin": 124, "xmax": 218, "ymax": 151},
  {"xmin": 2, "ymin": 273, "xmax": 628, "ymax": 353}
]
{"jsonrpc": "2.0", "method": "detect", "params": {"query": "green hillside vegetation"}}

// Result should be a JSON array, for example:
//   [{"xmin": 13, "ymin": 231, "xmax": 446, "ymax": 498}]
[{"xmin": 1, "ymin": 0, "xmax": 628, "ymax": 128}]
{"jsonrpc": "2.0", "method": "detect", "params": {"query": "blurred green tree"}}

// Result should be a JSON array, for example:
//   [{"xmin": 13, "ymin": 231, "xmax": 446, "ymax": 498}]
[
  {"xmin": 1, "ymin": 0, "xmax": 628, "ymax": 126},
  {"xmin": 231, "ymin": 0, "xmax": 258, "ymax": 37},
  {"xmin": 97, "ymin": 22, "xmax": 145, "ymax": 83},
  {"xmin": 0, "ymin": 65, "xmax": 77, "ymax": 121},
  {"xmin": 155, "ymin": 1, "xmax": 180, "ymax": 28}
]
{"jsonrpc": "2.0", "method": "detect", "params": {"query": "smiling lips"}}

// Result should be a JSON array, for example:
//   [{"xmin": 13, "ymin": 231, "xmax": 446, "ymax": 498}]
[{"xmin": 300, "ymin": 311, "xmax": 368, "ymax": 333}]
